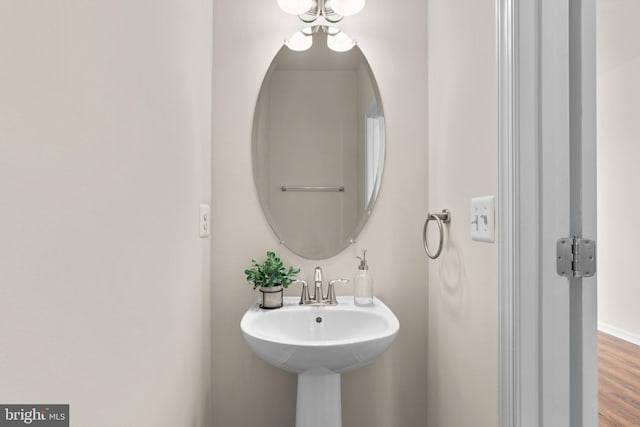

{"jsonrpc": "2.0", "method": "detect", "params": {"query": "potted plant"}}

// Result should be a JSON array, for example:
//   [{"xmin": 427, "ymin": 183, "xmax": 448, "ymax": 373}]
[{"xmin": 244, "ymin": 251, "xmax": 300, "ymax": 309}]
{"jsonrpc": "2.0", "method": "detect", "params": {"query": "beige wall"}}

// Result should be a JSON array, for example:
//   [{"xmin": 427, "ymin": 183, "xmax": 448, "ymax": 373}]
[
  {"xmin": 427, "ymin": 1, "xmax": 498, "ymax": 426},
  {"xmin": 0, "ymin": 1, "xmax": 212, "ymax": 426},
  {"xmin": 211, "ymin": 0, "xmax": 428, "ymax": 425},
  {"xmin": 597, "ymin": 0, "xmax": 640, "ymax": 338}
]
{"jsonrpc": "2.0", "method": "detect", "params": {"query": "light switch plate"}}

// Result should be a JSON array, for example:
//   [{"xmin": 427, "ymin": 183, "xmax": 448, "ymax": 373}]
[
  {"xmin": 199, "ymin": 204, "xmax": 210, "ymax": 238},
  {"xmin": 471, "ymin": 196, "xmax": 495, "ymax": 243}
]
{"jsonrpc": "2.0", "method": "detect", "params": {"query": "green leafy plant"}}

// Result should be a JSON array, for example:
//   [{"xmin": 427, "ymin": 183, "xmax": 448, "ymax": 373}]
[{"xmin": 244, "ymin": 251, "xmax": 300, "ymax": 290}]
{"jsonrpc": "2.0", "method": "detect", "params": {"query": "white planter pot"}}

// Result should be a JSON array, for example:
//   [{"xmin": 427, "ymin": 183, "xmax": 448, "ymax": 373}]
[{"xmin": 260, "ymin": 285, "xmax": 283, "ymax": 309}]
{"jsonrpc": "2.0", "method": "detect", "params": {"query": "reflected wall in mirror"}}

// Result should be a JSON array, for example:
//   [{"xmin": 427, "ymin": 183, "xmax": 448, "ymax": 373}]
[{"xmin": 253, "ymin": 29, "xmax": 385, "ymax": 259}]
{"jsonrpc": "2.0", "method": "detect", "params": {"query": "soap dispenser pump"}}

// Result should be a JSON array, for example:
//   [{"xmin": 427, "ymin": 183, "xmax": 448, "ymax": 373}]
[{"xmin": 354, "ymin": 250, "xmax": 374, "ymax": 306}]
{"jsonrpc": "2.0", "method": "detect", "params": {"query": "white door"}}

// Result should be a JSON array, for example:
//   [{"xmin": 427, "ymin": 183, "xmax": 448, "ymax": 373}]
[{"xmin": 498, "ymin": 0, "xmax": 597, "ymax": 426}]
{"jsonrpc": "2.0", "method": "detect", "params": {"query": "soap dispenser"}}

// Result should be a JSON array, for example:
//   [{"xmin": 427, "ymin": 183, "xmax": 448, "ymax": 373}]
[{"xmin": 354, "ymin": 250, "xmax": 374, "ymax": 306}]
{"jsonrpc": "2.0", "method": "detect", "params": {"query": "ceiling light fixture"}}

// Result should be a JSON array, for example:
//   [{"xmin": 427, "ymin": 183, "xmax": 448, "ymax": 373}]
[
  {"xmin": 277, "ymin": 0, "xmax": 313, "ymax": 16},
  {"xmin": 331, "ymin": 0, "xmax": 366, "ymax": 16},
  {"xmin": 278, "ymin": 0, "xmax": 366, "ymax": 23},
  {"xmin": 284, "ymin": 27, "xmax": 315, "ymax": 51},
  {"xmin": 326, "ymin": 30, "xmax": 356, "ymax": 52},
  {"xmin": 284, "ymin": 25, "xmax": 355, "ymax": 53}
]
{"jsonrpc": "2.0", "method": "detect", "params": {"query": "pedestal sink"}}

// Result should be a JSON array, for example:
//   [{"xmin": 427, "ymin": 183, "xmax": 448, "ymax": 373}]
[{"xmin": 240, "ymin": 296, "xmax": 399, "ymax": 427}]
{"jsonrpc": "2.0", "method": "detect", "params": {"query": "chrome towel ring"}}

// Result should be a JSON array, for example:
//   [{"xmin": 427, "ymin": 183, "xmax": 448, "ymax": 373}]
[{"xmin": 423, "ymin": 209, "xmax": 451, "ymax": 259}]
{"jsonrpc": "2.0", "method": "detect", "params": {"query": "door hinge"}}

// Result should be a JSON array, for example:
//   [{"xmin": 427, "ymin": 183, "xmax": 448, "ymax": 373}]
[{"xmin": 556, "ymin": 237, "xmax": 596, "ymax": 278}]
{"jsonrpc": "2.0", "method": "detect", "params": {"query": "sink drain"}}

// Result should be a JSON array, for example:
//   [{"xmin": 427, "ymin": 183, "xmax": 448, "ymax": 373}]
[{"xmin": 315, "ymin": 317, "xmax": 323, "ymax": 323}]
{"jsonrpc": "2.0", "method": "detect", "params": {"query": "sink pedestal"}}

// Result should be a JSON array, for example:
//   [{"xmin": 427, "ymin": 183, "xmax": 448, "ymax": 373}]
[{"xmin": 296, "ymin": 370, "xmax": 341, "ymax": 427}]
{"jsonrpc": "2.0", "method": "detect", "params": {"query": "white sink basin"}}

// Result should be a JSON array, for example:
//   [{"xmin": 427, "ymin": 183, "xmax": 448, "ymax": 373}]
[
  {"xmin": 241, "ymin": 296, "xmax": 399, "ymax": 373},
  {"xmin": 240, "ymin": 296, "xmax": 399, "ymax": 427}
]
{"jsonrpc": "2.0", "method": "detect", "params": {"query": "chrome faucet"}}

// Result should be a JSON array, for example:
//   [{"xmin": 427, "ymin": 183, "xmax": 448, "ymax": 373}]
[{"xmin": 294, "ymin": 266, "xmax": 349, "ymax": 306}]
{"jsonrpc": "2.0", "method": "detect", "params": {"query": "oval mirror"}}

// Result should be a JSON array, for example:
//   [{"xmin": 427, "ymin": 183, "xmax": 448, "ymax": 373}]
[{"xmin": 252, "ymin": 29, "xmax": 385, "ymax": 259}]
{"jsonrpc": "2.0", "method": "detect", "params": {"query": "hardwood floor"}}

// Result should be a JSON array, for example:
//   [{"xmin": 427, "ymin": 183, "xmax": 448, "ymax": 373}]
[{"xmin": 599, "ymin": 331, "xmax": 640, "ymax": 426}]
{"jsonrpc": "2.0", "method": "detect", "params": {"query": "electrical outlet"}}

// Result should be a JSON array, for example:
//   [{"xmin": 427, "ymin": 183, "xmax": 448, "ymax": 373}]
[
  {"xmin": 471, "ymin": 196, "xmax": 495, "ymax": 243},
  {"xmin": 199, "ymin": 204, "xmax": 210, "ymax": 238}
]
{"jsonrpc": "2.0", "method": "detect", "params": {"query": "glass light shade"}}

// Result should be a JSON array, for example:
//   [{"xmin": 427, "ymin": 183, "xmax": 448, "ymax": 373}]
[
  {"xmin": 331, "ymin": 0, "xmax": 365, "ymax": 16},
  {"xmin": 285, "ymin": 30, "xmax": 313, "ymax": 51},
  {"xmin": 278, "ymin": 0, "xmax": 313, "ymax": 15},
  {"xmin": 326, "ymin": 26, "xmax": 340, "ymax": 35},
  {"xmin": 327, "ymin": 31, "xmax": 355, "ymax": 52}
]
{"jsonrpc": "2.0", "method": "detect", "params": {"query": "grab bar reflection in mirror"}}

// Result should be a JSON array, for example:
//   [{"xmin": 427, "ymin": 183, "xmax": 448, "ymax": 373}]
[{"xmin": 281, "ymin": 186, "xmax": 345, "ymax": 192}]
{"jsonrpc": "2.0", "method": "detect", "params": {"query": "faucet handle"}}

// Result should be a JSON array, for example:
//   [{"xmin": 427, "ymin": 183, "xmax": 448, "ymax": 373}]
[
  {"xmin": 327, "ymin": 279, "xmax": 349, "ymax": 305},
  {"xmin": 292, "ymin": 280, "xmax": 309, "ymax": 305}
]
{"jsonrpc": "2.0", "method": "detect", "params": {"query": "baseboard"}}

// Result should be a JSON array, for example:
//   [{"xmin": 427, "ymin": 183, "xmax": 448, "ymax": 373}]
[{"xmin": 598, "ymin": 322, "xmax": 640, "ymax": 347}]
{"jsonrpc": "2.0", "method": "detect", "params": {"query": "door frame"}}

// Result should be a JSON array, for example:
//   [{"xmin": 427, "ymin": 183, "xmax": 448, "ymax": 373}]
[
  {"xmin": 497, "ymin": 0, "xmax": 597, "ymax": 425},
  {"xmin": 497, "ymin": 1, "xmax": 541, "ymax": 424}
]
